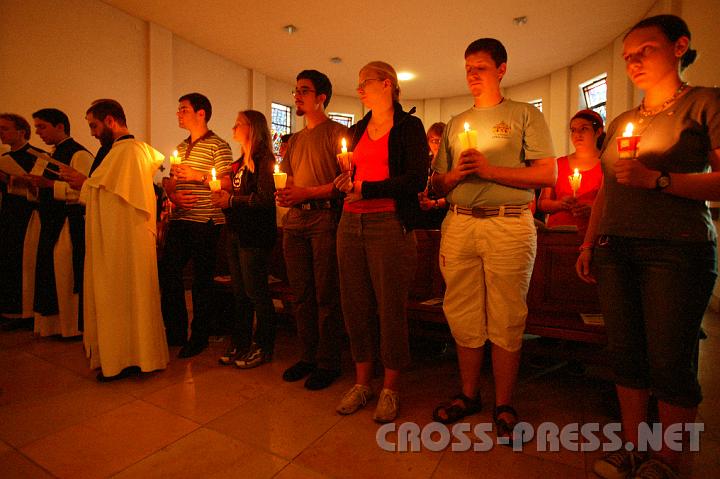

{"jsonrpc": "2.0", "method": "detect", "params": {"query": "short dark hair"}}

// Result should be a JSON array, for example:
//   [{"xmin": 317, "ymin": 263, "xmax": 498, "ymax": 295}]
[
  {"xmin": 32, "ymin": 108, "xmax": 70, "ymax": 135},
  {"xmin": 280, "ymin": 133, "xmax": 292, "ymax": 143},
  {"xmin": 86, "ymin": 99, "xmax": 127, "ymax": 126},
  {"xmin": 464, "ymin": 38, "xmax": 508, "ymax": 67},
  {"xmin": 626, "ymin": 14, "xmax": 697, "ymax": 71},
  {"xmin": 427, "ymin": 122, "xmax": 446, "ymax": 140},
  {"xmin": 178, "ymin": 92, "xmax": 213, "ymax": 122},
  {"xmin": 0, "ymin": 113, "xmax": 31, "ymax": 140},
  {"xmin": 296, "ymin": 70, "xmax": 333, "ymax": 108}
]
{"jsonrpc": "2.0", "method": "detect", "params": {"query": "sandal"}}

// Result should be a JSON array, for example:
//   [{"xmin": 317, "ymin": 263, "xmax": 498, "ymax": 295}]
[
  {"xmin": 493, "ymin": 404, "xmax": 520, "ymax": 445},
  {"xmin": 432, "ymin": 393, "xmax": 482, "ymax": 424}
]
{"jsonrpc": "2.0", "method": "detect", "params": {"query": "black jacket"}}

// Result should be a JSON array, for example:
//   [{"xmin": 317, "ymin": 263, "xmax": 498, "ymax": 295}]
[{"xmin": 348, "ymin": 102, "xmax": 428, "ymax": 231}]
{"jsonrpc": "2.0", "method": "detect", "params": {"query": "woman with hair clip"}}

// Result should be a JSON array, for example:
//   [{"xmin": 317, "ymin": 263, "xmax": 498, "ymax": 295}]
[
  {"xmin": 212, "ymin": 110, "xmax": 277, "ymax": 369},
  {"xmin": 333, "ymin": 61, "xmax": 428, "ymax": 423},
  {"xmin": 538, "ymin": 109, "xmax": 605, "ymax": 235},
  {"xmin": 576, "ymin": 15, "xmax": 720, "ymax": 479}
]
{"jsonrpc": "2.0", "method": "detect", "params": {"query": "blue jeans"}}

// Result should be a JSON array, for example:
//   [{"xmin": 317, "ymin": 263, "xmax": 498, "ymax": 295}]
[{"xmin": 594, "ymin": 235, "xmax": 716, "ymax": 408}]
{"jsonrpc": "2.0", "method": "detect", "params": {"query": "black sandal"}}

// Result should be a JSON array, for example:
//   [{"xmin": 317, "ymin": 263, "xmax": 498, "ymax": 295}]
[
  {"xmin": 493, "ymin": 404, "xmax": 520, "ymax": 445},
  {"xmin": 432, "ymin": 393, "xmax": 482, "ymax": 424}
]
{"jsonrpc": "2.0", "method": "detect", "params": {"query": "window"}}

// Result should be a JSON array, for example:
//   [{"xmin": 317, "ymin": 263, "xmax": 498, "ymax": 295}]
[
  {"xmin": 271, "ymin": 102, "xmax": 292, "ymax": 154},
  {"xmin": 329, "ymin": 112, "xmax": 354, "ymax": 128},
  {"xmin": 580, "ymin": 75, "xmax": 607, "ymax": 122},
  {"xmin": 529, "ymin": 99, "xmax": 543, "ymax": 112}
]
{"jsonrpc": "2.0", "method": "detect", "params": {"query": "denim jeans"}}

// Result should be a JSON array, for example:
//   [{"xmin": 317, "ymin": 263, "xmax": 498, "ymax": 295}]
[
  {"xmin": 594, "ymin": 235, "xmax": 717, "ymax": 408},
  {"xmin": 226, "ymin": 232, "xmax": 276, "ymax": 352}
]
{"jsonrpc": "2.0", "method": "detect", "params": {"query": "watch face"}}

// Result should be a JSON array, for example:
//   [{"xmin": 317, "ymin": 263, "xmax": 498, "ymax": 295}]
[{"xmin": 658, "ymin": 176, "xmax": 670, "ymax": 188}]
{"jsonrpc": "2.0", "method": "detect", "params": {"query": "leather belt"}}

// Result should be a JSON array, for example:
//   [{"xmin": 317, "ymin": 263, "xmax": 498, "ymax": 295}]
[
  {"xmin": 449, "ymin": 204, "xmax": 528, "ymax": 218},
  {"xmin": 293, "ymin": 200, "xmax": 336, "ymax": 210}
]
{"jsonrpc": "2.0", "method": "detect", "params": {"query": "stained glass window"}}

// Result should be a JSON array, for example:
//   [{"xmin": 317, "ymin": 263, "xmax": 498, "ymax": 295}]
[
  {"xmin": 328, "ymin": 112, "xmax": 354, "ymax": 128},
  {"xmin": 271, "ymin": 102, "xmax": 291, "ymax": 154},
  {"xmin": 581, "ymin": 75, "xmax": 607, "ymax": 122},
  {"xmin": 529, "ymin": 99, "xmax": 543, "ymax": 112}
]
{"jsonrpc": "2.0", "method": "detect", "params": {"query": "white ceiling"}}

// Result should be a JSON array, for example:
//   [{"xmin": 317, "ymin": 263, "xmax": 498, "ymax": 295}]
[{"xmin": 103, "ymin": 0, "xmax": 655, "ymax": 99}]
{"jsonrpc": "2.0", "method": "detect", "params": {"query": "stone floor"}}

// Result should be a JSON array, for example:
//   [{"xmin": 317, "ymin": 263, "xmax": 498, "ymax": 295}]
[{"xmin": 0, "ymin": 310, "xmax": 718, "ymax": 478}]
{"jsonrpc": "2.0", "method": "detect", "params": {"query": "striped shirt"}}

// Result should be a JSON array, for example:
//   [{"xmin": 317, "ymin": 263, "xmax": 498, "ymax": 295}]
[{"xmin": 171, "ymin": 130, "xmax": 233, "ymax": 224}]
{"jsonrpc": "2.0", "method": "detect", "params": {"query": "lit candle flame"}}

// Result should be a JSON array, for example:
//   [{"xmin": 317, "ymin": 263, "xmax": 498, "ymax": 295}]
[
  {"xmin": 623, "ymin": 123, "xmax": 634, "ymax": 138},
  {"xmin": 341, "ymin": 138, "xmax": 347, "ymax": 151},
  {"xmin": 464, "ymin": 122, "xmax": 470, "ymax": 132},
  {"xmin": 173, "ymin": 149, "xmax": 178, "ymax": 157},
  {"xmin": 211, "ymin": 168, "xmax": 217, "ymax": 181},
  {"xmin": 573, "ymin": 168, "xmax": 580, "ymax": 178},
  {"xmin": 274, "ymin": 163, "xmax": 280, "ymax": 174}
]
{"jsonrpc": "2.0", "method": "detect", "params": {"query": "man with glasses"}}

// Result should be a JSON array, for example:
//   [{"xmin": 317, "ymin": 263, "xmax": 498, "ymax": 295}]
[
  {"xmin": 276, "ymin": 70, "xmax": 347, "ymax": 390},
  {"xmin": 160, "ymin": 92, "xmax": 233, "ymax": 358}
]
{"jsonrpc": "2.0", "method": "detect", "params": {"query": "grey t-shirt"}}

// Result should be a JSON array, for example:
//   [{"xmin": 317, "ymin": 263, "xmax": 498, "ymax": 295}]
[
  {"xmin": 598, "ymin": 86, "xmax": 720, "ymax": 242},
  {"xmin": 433, "ymin": 99, "xmax": 554, "ymax": 207},
  {"xmin": 282, "ymin": 119, "xmax": 348, "ymax": 188}
]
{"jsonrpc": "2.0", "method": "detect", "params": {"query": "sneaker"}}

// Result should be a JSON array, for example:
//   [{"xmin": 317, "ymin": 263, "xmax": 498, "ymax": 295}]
[
  {"xmin": 373, "ymin": 388, "xmax": 399, "ymax": 423},
  {"xmin": 218, "ymin": 346, "xmax": 241, "ymax": 365},
  {"xmin": 304, "ymin": 368, "xmax": 341, "ymax": 390},
  {"xmin": 336, "ymin": 384, "xmax": 373, "ymax": 415},
  {"xmin": 630, "ymin": 458, "xmax": 679, "ymax": 479},
  {"xmin": 593, "ymin": 451, "xmax": 647, "ymax": 479},
  {"xmin": 235, "ymin": 345, "xmax": 272, "ymax": 369},
  {"xmin": 282, "ymin": 361, "xmax": 317, "ymax": 382}
]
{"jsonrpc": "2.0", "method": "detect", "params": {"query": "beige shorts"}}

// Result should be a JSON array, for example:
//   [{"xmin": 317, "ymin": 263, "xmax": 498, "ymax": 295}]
[{"xmin": 439, "ymin": 210, "xmax": 536, "ymax": 351}]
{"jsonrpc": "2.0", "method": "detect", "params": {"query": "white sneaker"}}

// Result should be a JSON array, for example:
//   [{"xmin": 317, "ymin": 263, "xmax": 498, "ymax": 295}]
[
  {"xmin": 336, "ymin": 384, "xmax": 373, "ymax": 415},
  {"xmin": 373, "ymin": 388, "xmax": 399, "ymax": 423},
  {"xmin": 593, "ymin": 450, "xmax": 647, "ymax": 479},
  {"xmin": 631, "ymin": 458, "xmax": 679, "ymax": 479}
]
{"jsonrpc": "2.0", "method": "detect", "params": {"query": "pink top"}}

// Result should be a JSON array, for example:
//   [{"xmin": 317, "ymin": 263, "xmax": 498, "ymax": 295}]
[
  {"xmin": 344, "ymin": 130, "xmax": 396, "ymax": 214},
  {"xmin": 546, "ymin": 156, "xmax": 603, "ymax": 228}
]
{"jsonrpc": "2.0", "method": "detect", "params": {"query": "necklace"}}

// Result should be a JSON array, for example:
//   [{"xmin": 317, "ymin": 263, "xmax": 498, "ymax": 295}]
[{"xmin": 638, "ymin": 82, "xmax": 688, "ymax": 118}]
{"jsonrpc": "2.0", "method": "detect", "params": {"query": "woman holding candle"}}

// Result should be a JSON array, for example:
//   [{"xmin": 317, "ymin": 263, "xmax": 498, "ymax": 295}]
[
  {"xmin": 418, "ymin": 122, "xmax": 449, "ymax": 229},
  {"xmin": 333, "ymin": 61, "xmax": 428, "ymax": 422},
  {"xmin": 538, "ymin": 109, "xmax": 604, "ymax": 234},
  {"xmin": 576, "ymin": 15, "xmax": 720, "ymax": 479},
  {"xmin": 211, "ymin": 110, "xmax": 277, "ymax": 369}
]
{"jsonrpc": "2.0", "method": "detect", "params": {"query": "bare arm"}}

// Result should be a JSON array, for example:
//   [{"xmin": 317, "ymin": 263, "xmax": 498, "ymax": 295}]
[{"xmin": 575, "ymin": 179, "xmax": 605, "ymax": 284}]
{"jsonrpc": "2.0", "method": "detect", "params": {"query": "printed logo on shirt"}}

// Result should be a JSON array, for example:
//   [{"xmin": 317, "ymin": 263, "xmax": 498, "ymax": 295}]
[{"xmin": 492, "ymin": 121, "xmax": 511, "ymax": 139}]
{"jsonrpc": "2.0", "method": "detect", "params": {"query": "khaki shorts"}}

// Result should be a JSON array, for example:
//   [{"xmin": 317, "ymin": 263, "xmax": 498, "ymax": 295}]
[{"xmin": 439, "ymin": 210, "xmax": 536, "ymax": 351}]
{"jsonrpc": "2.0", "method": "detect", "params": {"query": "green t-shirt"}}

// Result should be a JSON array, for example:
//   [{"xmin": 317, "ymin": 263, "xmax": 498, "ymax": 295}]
[{"xmin": 433, "ymin": 99, "xmax": 554, "ymax": 207}]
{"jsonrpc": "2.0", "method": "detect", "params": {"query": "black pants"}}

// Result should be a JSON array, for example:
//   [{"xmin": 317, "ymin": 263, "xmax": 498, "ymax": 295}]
[{"xmin": 159, "ymin": 220, "xmax": 221, "ymax": 345}]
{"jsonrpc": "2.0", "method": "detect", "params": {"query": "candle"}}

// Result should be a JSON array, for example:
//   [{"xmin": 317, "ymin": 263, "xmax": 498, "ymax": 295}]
[
  {"xmin": 569, "ymin": 168, "xmax": 582, "ymax": 197},
  {"xmin": 208, "ymin": 167, "xmax": 221, "ymax": 191},
  {"xmin": 458, "ymin": 122, "xmax": 478, "ymax": 151},
  {"xmin": 617, "ymin": 122, "xmax": 641, "ymax": 159},
  {"xmin": 273, "ymin": 163, "xmax": 287, "ymax": 189},
  {"xmin": 169, "ymin": 150, "xmax": 181, "ymax": 165},
  {"xmin": 337, "ymin": 138, "xmax": 353, "ymax": 173}
]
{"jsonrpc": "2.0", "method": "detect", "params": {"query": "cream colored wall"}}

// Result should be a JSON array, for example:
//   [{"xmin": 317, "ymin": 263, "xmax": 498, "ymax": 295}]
[
  {"xmin": 681, "ymin": 0, "xmax": 720, "ymax": 88},
  {"xmin": 0, "ymin": 0, "xmax": 148, "ymax": 152}
]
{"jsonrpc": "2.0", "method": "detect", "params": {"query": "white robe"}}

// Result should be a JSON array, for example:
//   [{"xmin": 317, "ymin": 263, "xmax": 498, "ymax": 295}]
[
  {"xmin": 34, "ymin": 148, "xmax": 94, "ymax": 337},
  {"xmin": 81, "ymin": 138, "xmax": 169, "ymax": 376}
]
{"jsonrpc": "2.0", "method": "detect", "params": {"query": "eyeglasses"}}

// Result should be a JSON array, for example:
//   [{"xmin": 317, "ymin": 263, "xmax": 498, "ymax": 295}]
[
  {"xmin": 357, "ymin": 78, "xmax": 383, "ymax": 90},
  {"xmin": 291, "ymin": 88, "xmax": 316, "ymax": 97}
]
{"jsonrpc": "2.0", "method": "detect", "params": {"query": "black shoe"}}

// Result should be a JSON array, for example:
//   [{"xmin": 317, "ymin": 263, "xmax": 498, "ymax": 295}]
[
  {"xmin": 235, "ymin": 344, "xmax": 272, "ymax": 369},
  {"xmin": 304, "ymin": 368, "xmax": 341, "ymax": 390},
  {"xmin": 178, "ymin": 340, "xmax": 208, "ymax": 358},
  {"xmin": 282, "ymin": 360, "xmax": 316, "ymax": 382},
  {"xmin": 218, "ymin": 345, "xmax": 242, "ymax": 365},
  {"xmin": 97, "ymin": 366, "xmax": 141, "ymax": 382}
]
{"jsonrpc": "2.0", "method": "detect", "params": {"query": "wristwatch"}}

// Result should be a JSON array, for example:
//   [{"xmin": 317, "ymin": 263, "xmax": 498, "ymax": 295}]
[{"xmin": 655, "ymin": 171, "xmax": 671, "ymax": 191}]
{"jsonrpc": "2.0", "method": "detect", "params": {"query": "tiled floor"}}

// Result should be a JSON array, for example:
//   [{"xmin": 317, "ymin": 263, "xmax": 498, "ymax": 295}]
[{"xmin": 1, "ymin": 311, "xmax": 718, "ymax": 478}]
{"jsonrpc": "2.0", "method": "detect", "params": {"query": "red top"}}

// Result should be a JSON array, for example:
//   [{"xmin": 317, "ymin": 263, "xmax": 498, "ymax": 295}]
[
  {"xmin": 344, "ymin": 130, "xmax": 396, "ymax": 214},
  {"xmin": 546, "ymin": 156, "xmax": 603, "ymax": 228}
]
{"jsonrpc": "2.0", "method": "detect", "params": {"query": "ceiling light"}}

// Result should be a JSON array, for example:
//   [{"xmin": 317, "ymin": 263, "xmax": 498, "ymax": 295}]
[
  {"xmin": 397, "ymin": 72, "xmax": 415, "ymax": 81},
  {"xmin": 283, "ymin": 24, "xmax": 298, "ymax": 35},
  {"xmin": 513, "ymin": 16, "xmax": 528, "ymax": 26},
  {"xmin": 330, "ymin": 57, "xmax": 342, "ymax": 64}
]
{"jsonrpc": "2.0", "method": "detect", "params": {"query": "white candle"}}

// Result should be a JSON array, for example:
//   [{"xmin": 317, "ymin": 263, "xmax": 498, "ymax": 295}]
[
  {"xmin": 458, "ymin": 122, "xmax": 478, "ymax": 150},
  {"xmin": 169, "ymin": 150, "xmax": 181, "ymax": 165},
  {"xmin": 569, "ymin": 168, "xmax": 582, "ymax": 197},
  {"xmin": 273, "ymin": 163, "xmax": 287, "ymax": 189},
  {"xmin": 337, "ymin": 138, "xmax": 353, "ymax": 172},
  {"xmin": 208, "ymin": 167, "xmax": 221, "ymax": 191}
]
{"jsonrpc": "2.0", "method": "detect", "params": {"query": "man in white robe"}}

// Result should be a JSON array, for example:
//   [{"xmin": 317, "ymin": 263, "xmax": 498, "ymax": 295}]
[{"xmin": 62, "ymin": 99, "xmax": 169, "ymax": 381}]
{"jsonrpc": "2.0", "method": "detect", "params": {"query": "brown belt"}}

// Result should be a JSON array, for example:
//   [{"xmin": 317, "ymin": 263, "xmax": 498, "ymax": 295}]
[
  {"xmin": 293, "ymin": 200, "xmax": 336, "ymax": 210},
  {"xmin": 449, "ymin": 204, "xmax": 528, "ymax": 218}
]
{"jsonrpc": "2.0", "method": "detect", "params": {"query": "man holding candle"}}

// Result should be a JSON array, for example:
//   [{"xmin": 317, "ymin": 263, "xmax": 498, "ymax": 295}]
[
  {"xmin": 160, "ymin": 92, "xmax": 233, "ymax": 358},
  {"xmin": 276, "ymin": 70, "xmax": 347, "ymax": 390},
  {"xmin": 430, "ymin": 38, "xmax": 556, "ymax": 439}
]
